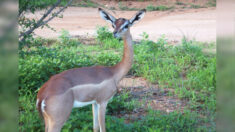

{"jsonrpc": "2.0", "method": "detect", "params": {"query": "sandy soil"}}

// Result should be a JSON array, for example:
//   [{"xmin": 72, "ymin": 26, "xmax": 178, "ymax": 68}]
[{"xmin": 29, "ymin": 7, "xmax": 216, "ymax": 43}]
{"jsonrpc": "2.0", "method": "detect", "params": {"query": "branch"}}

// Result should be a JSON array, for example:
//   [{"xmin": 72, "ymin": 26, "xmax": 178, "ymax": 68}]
[
  {"xmin": 38, "ymin": 0, "xmax": 73, "ymax": 27},
  {"xmin": 19, "ymin": 0, "xmax": 63, "ymax": 39}
]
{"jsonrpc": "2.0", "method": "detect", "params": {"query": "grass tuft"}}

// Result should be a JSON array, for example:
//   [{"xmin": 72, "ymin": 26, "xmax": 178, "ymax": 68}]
[
  {"xmin": 146, "ymin": 5, "xmax": 174, "ymax": 11},
  {"xmin": 118, "ymin": 2, "xmax": 139, "ymax": 11},
  {"xmin": 175, "ymin": 1, "xmax": 186, "ymax": 5},
  {"xmin": 190, "ymin": 4, "xmax": 205, "ymax": 9},
  {"xmin": 207, "ymin": 0, "xmax": 216, "ymax": 7}
]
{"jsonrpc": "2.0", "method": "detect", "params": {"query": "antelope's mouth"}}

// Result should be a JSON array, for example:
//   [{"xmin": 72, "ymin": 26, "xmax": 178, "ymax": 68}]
[{"xmin": 113, "ymin": 32, "xmax": 120, "ymax": 39}]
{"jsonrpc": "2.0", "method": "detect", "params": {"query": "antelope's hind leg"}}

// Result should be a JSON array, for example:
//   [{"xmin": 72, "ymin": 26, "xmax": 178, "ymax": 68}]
[{"xmin": 43, "ymin": 93, "xmax": 74, "ymax": 132}]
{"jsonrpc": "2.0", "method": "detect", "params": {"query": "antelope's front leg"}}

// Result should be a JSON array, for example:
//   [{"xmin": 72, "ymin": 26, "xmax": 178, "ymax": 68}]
[
  {"xmin": 92, "ymin": 103, "xmax": 99, "ymax": 132},
  {"xmin": 98, "ymin": 102, "xmax": 108, "ymax": 132}
]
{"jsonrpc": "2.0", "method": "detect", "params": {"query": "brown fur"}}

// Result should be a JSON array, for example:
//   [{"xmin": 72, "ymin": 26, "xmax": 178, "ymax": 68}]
[
  {"xmin": 37, "ymin": 66, "xmax": 114, "ymax": 100},
  {"xmin": 114, "ymin": 18, "xmax": 127, "ymax": 31}
]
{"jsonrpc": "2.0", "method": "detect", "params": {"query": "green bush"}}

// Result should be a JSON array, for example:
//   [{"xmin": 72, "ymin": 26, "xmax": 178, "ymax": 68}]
[
  {"xmin": 19, "ymin": 46, "xmax": 94, "ymax": 91},
  {"xmin": 146, "ymin": 5, "xmax": 174, "ymax": 11},
  {"xmin": 118, "ymin": 2, "xmax": 139, "ymax": 11},
  {"xmin": 207, "ymin": 0, "xmax": 216, "ymax": 7},
  {"xmin": 19, "ymin": 0, "xmax": 68, "ymax": 13},
  {"xmin": 190, "ymin": 4, "xmax": 205, "ymax": 9},
  {"xmin": 96, "ymin": 26, "xmax": 122, "ymax": 49},
  {"xmin": 107, "ymin": 92, "xmax": 136, "ymax": 115},
  {"xmin": 73, "ymin": 0, "xmax": 98, "ymax": 8},
  {"xmin": 175, "ymin": 1, "xmax": 186, "ymax": 5},
  {"xmin": 19, "ymin": 90, "xmax": 42, "ymax": 132}
]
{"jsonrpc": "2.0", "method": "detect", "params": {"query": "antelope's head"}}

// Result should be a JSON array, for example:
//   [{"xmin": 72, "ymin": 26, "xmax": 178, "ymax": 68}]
[{"xmin": 98, "ymin": 8, "xmax": 146, "ymax": 38}]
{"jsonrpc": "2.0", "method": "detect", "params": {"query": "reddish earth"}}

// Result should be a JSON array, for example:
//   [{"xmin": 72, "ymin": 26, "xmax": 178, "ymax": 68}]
[{"xmin": 28, "ymin": 7, "xmax": 216, "ymax": 43}]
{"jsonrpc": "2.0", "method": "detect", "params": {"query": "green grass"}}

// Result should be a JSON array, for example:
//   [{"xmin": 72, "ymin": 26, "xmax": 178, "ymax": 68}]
[
  {"xmin": 109, "ymin": 6, "xmax": 116, "ymax": 10},
  {"xmin": 71, "ymin": 0, "xmax": 99, "ymax": 8},
  {"xmin": 19, "ymin": 0, "xmax": 71, "ymax": 12},
  {"xmin": 190, "ymin": 4, "xmax": 205, "ymax": 9},
  {"xmin": 207, "ymin": 0, "xmax": 216, "ymax": 7},
  {"xmin": 146, "ymin": 5, "xmax": 174, "ymax": 11},
  {"xmin": 175, "ymin": 1, "xmax": 186, "ymax": 5},
  {"xmin": 118, "ymin": 2, "xmax": 139, "ymax": 11},
  {"xmin": 19, "ymin": 27, "xmax": 216, "ymax": 131}
]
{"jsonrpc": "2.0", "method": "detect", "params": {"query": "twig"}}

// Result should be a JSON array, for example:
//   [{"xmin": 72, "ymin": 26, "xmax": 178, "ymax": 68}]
[
  {"xmin": 39, "ymin": 0, "xmax": 73, "ymax": 27},
  {"xmin": 19, "ymin": 0, "xmax": 73, "ymax": 43},
  {"xmin": 19, "ymin": 0, "xmax": 62, "ymax": 38}
]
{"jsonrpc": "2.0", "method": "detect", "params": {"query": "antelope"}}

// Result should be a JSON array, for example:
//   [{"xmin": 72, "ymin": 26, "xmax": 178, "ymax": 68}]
[{"xmin": 36, "ymin": 8, "xmax": 146, "ymax": 132}]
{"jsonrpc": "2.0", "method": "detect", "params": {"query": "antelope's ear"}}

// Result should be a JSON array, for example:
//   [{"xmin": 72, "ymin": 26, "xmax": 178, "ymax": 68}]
[
  {"xmin": 98, "ymin": 8, "xmax": 116, "ymax": 24},
  {"xmin": 129, "ymin": 9, "xmax": 146, "ymax": 26}
]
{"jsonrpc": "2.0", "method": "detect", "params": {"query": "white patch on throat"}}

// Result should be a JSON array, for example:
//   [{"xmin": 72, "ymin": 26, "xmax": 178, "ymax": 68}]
[{"xmin": 73, "ymin": 100, "xmax": 96, "ymax": 108}]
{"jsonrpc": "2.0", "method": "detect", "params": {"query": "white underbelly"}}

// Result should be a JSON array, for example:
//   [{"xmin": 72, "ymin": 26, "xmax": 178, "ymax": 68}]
[{"xmin": 73, "ymin": 100, "xmax": 96, "ymax": 108}]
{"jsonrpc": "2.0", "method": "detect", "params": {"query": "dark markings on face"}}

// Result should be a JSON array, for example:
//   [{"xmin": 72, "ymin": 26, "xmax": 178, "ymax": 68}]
[{"xmin": 114, "ymin": 18, "xmax": 129, "ymax": 31}]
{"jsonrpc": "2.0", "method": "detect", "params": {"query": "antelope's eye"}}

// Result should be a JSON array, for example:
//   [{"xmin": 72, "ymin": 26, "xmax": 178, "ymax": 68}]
[{"xmin": 124, "ymin": 25, "xmax": 129, "ymax": 29}]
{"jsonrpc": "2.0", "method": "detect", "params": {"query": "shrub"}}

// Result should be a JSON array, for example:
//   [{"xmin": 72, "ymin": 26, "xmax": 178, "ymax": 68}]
[
  {"xmin": 207, "ymin": 0, "xmax": 216, "ymax": 7},
  {"xmin": 96, "ymin": 26, "xmax": 122, "ymax": 49},
  {"xmin": 146, "ymin": 5, "xmax": 174, "ymax": 11},
  {"xmin": 190, "ymin": 4, "xmax": 205, "ymax": 9}
]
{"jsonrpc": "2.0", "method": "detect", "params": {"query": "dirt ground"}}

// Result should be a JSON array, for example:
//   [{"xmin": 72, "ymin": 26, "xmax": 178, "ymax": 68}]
[
  {"xmin": 119, "ymin": 77, "xmax": 187, "ymax": 113},
  {"xmin": 29, "ymin": 7, "xmax": 216, "ymax": 43}
]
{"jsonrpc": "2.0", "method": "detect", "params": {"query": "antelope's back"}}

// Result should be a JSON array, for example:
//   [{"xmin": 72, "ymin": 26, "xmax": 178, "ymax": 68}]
[{"xmin": 37, "ymin": 66, "xmax": 114, "ymax": 100}]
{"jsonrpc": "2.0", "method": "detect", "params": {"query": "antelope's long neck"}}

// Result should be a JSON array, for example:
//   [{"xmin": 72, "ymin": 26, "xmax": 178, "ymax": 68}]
[{"xmin": 111, "ymin": 30, "xmax": 133, "ymax": 83}]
